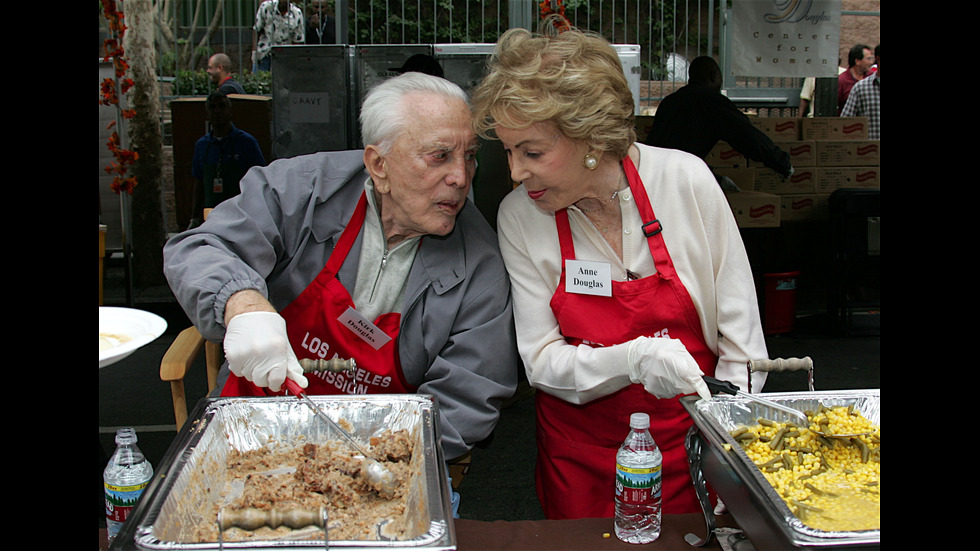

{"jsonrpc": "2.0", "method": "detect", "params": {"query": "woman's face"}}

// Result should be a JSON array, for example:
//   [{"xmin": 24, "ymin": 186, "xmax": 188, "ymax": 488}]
[{"xmin": 495, "ymin": 121, "xmax": 595, "ymax": 213}]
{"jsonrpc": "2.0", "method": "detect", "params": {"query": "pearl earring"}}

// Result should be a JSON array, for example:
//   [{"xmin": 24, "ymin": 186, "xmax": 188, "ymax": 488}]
[{"xmin": 583, "ymin": 154, "xmax": 598, "ymax": 170}]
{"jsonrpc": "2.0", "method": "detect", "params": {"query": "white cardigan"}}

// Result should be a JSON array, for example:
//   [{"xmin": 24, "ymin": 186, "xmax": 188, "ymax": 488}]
[{"xmin": 496, "ymin": 143, "xmax": 768, "ymax": 404}]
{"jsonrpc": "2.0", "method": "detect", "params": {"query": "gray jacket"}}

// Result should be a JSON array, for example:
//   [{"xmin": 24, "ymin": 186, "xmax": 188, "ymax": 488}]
[{"xmin": 164, "ymin": 150, "xmax": 519, "ymax": 460}]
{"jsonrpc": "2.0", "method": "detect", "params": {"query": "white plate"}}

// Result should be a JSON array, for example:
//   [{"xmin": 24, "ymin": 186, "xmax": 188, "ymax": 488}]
[{"xmin": 99, "ymin": 307, "xmax": 168, "ymax": 368}]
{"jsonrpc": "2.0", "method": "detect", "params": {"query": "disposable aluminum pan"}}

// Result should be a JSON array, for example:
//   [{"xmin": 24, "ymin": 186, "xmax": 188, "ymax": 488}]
[
  {"xmin": 681, "ymin": 390, "xmax": 880, "ymax": 550},
  {"xmin": 113, "ymin": 394, "xmax": 455, "ymax": 550}
]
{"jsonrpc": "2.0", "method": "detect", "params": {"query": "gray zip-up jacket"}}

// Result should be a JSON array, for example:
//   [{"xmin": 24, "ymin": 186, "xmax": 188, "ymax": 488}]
[{"xmin": 164, "ymin": 150, "xmax": 519, "ymax": 460}]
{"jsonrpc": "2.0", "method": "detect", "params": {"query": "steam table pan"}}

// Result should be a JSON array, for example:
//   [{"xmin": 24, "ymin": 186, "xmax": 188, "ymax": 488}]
[
  {"xmin": 681, "ymin": 389, "xmax": 880, "ymax": 550},
  {"xmin": 112, "ymin": 394, "xmax": 456, "ymax": 550}
]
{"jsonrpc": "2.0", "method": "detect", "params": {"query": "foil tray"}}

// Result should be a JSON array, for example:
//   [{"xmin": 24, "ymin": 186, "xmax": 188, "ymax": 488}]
[
  {"xmin": 681, "ymin": 389, "xmax": 880, "ymax": 550},
  {"xmin": 114, "ymin": 394, "xmax": 456, "ymax": 550}
]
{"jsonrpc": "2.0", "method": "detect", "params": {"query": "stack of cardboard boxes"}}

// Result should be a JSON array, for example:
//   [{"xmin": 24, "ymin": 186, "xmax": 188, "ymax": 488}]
[{"xmin": 713, "ymin": 116, "xmax": 879, "ymax": 228}]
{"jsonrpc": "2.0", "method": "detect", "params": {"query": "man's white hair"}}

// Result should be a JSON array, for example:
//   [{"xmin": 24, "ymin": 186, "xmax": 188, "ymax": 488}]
[{"xmin": 359, "ymin": 72, "xmax": 470, "ymax": 154}]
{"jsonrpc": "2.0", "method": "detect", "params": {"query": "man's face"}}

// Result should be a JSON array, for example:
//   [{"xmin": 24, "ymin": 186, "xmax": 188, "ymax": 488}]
[
  {"xmin": 207, "ymin": 100, "xmax": 231, "ymax": 127},
  {"xmin": 368, "ymin": 93, "xmax": 478, "ymax": 244},
  {"xmin": 856, "ymin": 48, "xmax": 874, "ymax": 73},
  {"xmin": 206, "ymin": 58, "xmax": 222, "ymax": 84}
]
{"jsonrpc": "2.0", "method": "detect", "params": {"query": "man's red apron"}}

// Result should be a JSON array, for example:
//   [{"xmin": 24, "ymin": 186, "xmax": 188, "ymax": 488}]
[
  {"xmin": 221, "ymin": 192, "xmax": 416, "ymax": 397},
  {"xmin": 535, "ymin": 156, "xmax": 717, "ymax": 519}
]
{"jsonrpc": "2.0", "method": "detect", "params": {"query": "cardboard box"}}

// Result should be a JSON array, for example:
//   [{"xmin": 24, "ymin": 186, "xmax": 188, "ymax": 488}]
[
  {"xmin": 814, "ymin": 167, "xmax": 881, "ymax": 193},
  {"xmin": 816, "ymin": 140, "xmax": 880, "ymax": 167},
  {"xmin": 706, "ymin": 141, "xmax": 748, "ymax": 168},
  {"xmin": 800, "ymin": 117, "xmax": 869, "ymax": 140},
  {"xmin": 780, "ymin": 194, "xmax": 831, "ymax": 222},
  {"xmin": 774, "ymin": 140, "xmax": 817, "ymax": 167},
  {"xmin": 712, "ymin": 167, "xmax": 756, "ymax": 192},
  {"xmin": 752, "ymin": 117, "xmax": 801, "ymax": 140},
  {"xmin": 755, "ymin": 168, "xmax": 817, "ymax": 195},
  {"xmin": 725, "ymin": 191, "xmax": 781, "ymax": 228}
]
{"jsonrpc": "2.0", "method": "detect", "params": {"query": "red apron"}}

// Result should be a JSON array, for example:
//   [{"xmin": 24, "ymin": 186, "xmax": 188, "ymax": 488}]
[
  {"xmin": 221, "ymin": 192, "xmax": 416, "ymax": 397},
  {"xmin": 535, "ymin": 156, "xmax": 717, "ymax": 519}
]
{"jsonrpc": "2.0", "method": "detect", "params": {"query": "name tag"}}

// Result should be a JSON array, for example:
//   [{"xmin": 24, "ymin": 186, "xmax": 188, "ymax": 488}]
[
  {"xmin": 565, "ymin": 260, "xmax": 612, "ymax": 297},
  {"xmin": 337, "ymin": 307, "xmax": 392, "ymax": 350}
]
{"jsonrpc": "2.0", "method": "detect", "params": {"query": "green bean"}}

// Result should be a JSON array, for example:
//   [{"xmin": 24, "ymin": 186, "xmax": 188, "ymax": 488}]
[{"xmin": 792, "ymin": 500, "xmax": 824, "ymax": 513}]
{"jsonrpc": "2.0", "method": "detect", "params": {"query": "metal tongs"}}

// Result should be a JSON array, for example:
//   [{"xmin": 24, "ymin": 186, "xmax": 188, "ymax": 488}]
[
  {"xmin": 702, "ymin": 371, "xmax": 871, "ymax": 438},
  {"xmin": 282, "ymin": 378, "xmax": 397, "ymax": 496}
]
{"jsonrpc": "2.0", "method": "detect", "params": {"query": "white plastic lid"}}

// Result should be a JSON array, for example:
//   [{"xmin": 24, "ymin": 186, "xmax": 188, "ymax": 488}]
[{"xmin": 629, "ymin": 412, "xmax": 650, "ymax": 429}]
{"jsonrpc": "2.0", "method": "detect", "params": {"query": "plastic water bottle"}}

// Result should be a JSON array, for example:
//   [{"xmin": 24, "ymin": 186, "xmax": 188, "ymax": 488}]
[
  {"xmin": 614, "ymin": 412, "xmax": 662, "ymax": 544},
  {"xmin": 104, "ymin": 428, "xmax": 154, "ymax": 544}
]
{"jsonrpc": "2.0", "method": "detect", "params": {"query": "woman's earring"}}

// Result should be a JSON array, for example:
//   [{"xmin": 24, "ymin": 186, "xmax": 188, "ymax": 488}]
[{"xmin": 583, "ymin": 154, "xmax": 599, "ymax": 170}]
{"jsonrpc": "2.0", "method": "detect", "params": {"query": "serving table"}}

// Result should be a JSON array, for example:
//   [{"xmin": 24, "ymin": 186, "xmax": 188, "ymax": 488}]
[{"xmin": 454, "ymin": 514, "xmax": 739, "ymax": 550}]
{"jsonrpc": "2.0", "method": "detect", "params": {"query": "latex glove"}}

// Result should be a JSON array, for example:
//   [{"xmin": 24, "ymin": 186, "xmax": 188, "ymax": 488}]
[
  {"xmin": 251, "ymin": 51, "xmax": 260, "ymax": 64},
  {"xmin": 224, "ymin": 311, "xmax": 308, "ymax": 392},
  {"xmin": 626, "ymin": 336, "xmax": 712, "ymax": 401}
]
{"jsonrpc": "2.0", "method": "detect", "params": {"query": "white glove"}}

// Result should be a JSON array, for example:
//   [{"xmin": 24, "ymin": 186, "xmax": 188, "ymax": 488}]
[
  {"xmin": 626, "ymin": 337, "xmax": 712, "ymax": 401},
  {"xmin": 251, "ymin": 51, "xmax": 260, "ymax": 64},
  {"xmin": 224, "ymin": 311, "xmax": 308, "ymax": 392}
]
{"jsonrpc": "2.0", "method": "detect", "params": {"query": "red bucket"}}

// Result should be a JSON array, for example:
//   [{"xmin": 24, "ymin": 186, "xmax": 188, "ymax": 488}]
[{"xmin": 762, "ymin": 271, "xmax": 800, "ymax": 335}]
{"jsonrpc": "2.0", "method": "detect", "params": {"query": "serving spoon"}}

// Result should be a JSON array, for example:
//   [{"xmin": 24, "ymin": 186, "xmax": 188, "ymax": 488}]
[
  {"xmin": 282, "ymin": 378, "xmax": 397, "ymax": 496},
  {"xmin": 701, "ymin": 376, "xmax": 872, "ymax": 438}
]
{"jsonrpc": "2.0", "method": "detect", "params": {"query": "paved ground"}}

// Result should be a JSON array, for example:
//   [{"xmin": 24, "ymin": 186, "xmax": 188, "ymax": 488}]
[{"xmin": 98, "ymin": 258, "xmax": 879, "ymax": 526}]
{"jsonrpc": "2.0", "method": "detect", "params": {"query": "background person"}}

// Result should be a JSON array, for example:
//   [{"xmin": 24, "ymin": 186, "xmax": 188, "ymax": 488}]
[
  {"xmin": 841, "ymin": 46, "xmax": 880, "ymax": 139},
  {"xmin": 206, "ymin": 53, "xmax": 245, "ymax": 95},
  {"xmin": 252, "ymin": 0, "xmax": 305, "ymax": 72},
  {"xmin": 645, "ymin": 56, "xmax": 793, "ymax": 181},
  {"xmin": 164, "ymin": 74, "xmax": 519, "ymax": 502},
  {"xmin": 838, "ymin": 44, "xmax": 874, "ymax": 115},
  {"xmin": 305, "ymin": 0, "xmax": 336, "ymax": 44},
  {"xmin": 187, "ymin": 93, "xmax": 265, "ymax": 229},
  {"xmin": 471, "ymin": 17, "xmax": 767, "ymax": 519}
]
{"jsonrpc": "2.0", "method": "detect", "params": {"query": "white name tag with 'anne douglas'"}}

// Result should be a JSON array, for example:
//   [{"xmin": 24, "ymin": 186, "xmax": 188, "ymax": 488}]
[
  {"xmin": 565, "ymin": 260, "xmax": 612, "ymax": 297},
  {"xmin": 337, "ymin": 307, "xmax": 392, "ymax": 350}
]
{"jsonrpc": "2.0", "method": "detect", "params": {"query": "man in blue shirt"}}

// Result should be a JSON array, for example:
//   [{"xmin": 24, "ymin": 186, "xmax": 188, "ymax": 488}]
[{"xmin": 187, "ymin": 93, "xmax": 266, "ymax": 229}]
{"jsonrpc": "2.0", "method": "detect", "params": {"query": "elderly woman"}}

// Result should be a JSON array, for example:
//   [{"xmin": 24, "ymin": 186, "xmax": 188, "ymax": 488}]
[{"xmin": 471, "ymin": 20, "xmax": 768, "ymax": 519}]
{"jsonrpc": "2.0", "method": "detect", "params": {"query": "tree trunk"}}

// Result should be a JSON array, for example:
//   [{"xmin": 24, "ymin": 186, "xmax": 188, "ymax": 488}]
[{"xmin": 124, "ymin": 0, "xmax": 167, "ymax": 288}]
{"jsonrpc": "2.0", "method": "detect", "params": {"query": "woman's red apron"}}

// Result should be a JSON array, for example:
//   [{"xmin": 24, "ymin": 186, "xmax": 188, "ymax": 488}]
[
  {"xmin": 535, "ymin": 156, "xmax": 717, "ymax": 519},
  {"xmin": 221, "ymin": 192, "xmax": 416, "ymax": 397}
]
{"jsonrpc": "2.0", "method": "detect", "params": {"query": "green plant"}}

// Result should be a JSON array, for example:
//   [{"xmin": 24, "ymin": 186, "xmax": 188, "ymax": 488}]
[{"xmin": 172, "ymin": 69, "xmax": 272, "ymax": 96}]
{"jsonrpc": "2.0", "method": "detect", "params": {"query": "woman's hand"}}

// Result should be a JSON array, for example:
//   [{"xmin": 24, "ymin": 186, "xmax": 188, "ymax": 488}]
[{"xmin": 626, "ymin": 336, "xmax": 711, "ymax": 400}]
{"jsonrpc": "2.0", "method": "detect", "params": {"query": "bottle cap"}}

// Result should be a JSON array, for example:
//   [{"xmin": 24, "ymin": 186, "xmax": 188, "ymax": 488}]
[{"xmin": 629, "ymin": 412, "xmax": 650, "ymax": 429}]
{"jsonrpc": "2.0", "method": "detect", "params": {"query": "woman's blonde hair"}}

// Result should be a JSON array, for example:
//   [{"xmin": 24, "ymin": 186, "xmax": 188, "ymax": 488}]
[{"xmin": 472, "ymin": 15, "xmax": 636, "ymax": 158}]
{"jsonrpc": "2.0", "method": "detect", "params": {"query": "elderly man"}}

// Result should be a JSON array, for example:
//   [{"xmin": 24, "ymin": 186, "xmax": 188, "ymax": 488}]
[
  {"xmin": 164, "ymin": 73, "xmax": 518, "ymax": 470},
  {"xmin": 206, "ymin": 53, "xmax": 245, "ymax": 95}
]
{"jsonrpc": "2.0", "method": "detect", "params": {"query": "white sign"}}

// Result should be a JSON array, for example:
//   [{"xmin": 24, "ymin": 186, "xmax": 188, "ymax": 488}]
[
  {"xmin": 337, "ymin": 307, "xmax": 392, "ymax": 350},
  {"xmin": 565, "ymin": 260, "xmax": 613, "ymax": 297},
  {"xmin": 290, "ymin": 92, "xmax": 331, "ymax": 123},
  {"xmin": 732, "ymin": 0, "xmax": 841, "ymax": 78}
]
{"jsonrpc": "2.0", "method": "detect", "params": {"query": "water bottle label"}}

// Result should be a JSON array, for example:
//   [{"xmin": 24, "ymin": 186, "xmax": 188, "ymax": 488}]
[
  {"xmin": 615, "ymin": 463, "xmax": 662, "ymax": 505},
  {"xmin": 105, "ymin": 481, "xmax": 149, "ymax": 524}
]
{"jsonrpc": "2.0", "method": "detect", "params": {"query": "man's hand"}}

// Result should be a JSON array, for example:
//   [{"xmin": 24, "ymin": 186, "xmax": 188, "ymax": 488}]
[{"xmin": 223, "ymin": 291, "xmax": 308, "ymax": 392}]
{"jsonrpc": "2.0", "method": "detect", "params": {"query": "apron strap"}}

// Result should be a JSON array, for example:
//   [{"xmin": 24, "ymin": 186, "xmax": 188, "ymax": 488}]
[
  {"xmin": 323, "ymin": 191, "xmax": 368, "ymax": 278},
  {"xmin": 623, "ymin": 156, "xmax": 676, "ymax": 279}
]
